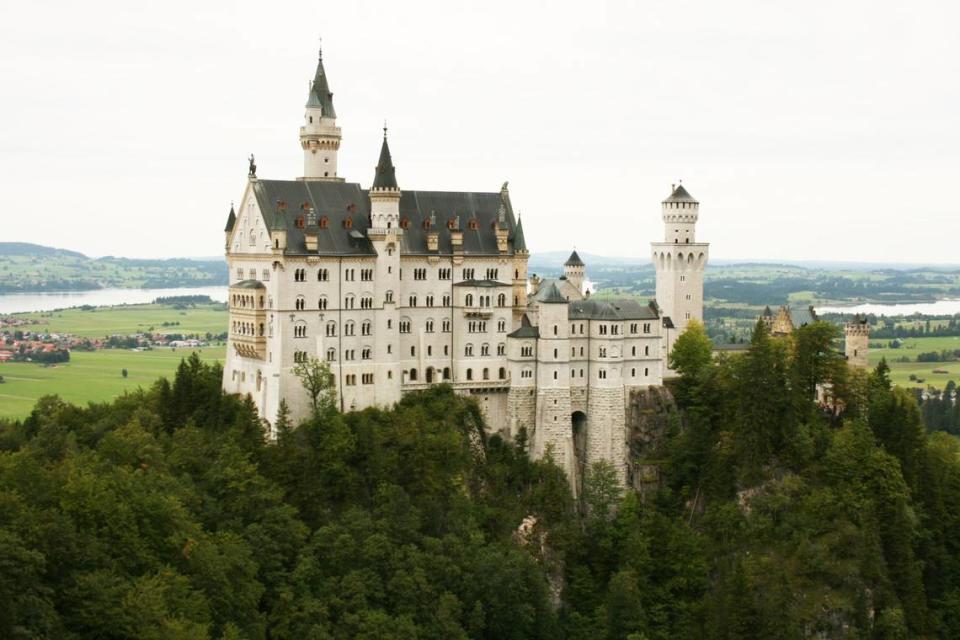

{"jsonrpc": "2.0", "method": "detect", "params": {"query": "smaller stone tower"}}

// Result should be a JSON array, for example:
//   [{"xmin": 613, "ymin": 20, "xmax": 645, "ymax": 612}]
[
  {"xmin": 845, "ymin": 315, "xmax": 870, "ymax": 368},
  {"xmin": 563, "ymin": 250, "xmax": 586, "ymax": 295},
  {"xmin": 300, "ymin": 45, "xmax": 342, "ymax": 181}
]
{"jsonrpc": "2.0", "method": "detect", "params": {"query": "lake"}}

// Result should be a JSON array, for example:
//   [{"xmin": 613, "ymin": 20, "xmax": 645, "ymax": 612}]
[
  {"xmin": 0, "ymin": 286, "xmax": 228, "ymax": 314},
  {"xmin": 817, "ymin": 299, "xmax": 960, "ymax": 316}
]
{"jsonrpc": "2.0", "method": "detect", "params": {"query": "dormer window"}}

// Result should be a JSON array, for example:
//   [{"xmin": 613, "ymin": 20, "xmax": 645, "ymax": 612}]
[
  {"xmin": 296, "ymin": 216, "xmax": 305, "ymax": 229},
  {"xmin": 343, "ymin": 217, "xmax": 353, "ymax": 229},
  {"xmin": 400, "ymin": 217, "xmax": 410, "ymax": 229},
  {"xmin": 319, "ymin": 216, "xmax": 329, "ymax": 229},
  {"xmin": 447, "ymin": 218, "xmax": 456, "ymax": 230},
  {"xmin": 468, "ymin": 218, "xmax": 478, "ymax": 230}
]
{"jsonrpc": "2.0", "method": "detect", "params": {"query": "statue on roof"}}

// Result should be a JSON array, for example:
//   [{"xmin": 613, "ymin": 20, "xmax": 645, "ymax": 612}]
[{"xmin": 248, "ymin": 154, "xmax": 257, "ymax": 178}]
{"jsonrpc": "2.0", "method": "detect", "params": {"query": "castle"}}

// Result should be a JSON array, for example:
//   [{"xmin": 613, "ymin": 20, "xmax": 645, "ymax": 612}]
[{"xmin": 222, "ymin": 47, "xmax": 707, "ymax": 488}]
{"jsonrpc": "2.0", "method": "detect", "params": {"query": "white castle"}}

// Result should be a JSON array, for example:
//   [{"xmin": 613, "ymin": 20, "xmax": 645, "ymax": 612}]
[{"xmin": 222, "ymin": 47, "xmax": 708, "ymax": 488}]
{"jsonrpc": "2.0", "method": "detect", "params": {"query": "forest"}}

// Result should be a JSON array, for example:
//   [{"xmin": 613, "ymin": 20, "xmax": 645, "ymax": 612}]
[{"xmin": 2, "ymin": 319, "xmax": 960, "ymax": 638}]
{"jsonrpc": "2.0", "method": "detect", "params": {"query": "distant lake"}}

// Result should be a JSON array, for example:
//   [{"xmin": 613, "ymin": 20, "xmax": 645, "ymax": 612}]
[
  {"xmin": 817, "ymin": 299, "xmax": 960, "ymax": 317},
  {"xmin": 0, "ymin": 286, "xmax": 228, "ymax": 314}
]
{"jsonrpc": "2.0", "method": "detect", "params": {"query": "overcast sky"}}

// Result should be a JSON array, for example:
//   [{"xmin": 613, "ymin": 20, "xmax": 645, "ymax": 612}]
[{"xmin": 1, "ymin": 1, "xmax": 957, "ymax": 263}]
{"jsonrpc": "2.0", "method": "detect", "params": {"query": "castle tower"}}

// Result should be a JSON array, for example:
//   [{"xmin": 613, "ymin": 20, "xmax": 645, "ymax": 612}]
[
  {"xmin": 300, "ymin": 46, "xmax": 342, "ymax": 181},
  {"xmin": 651, "ymin": 183, "xmax": 709, "ymax": 371},
  {"xmin": 563, "ymin": 250, "xmax": 585, "ymax": 295},
  {"xmin": 366, "ymin": 129, "xmax": 403, "ymax": 406},
  {"xmin": 845, "ymin": 315, "xmax": 870, "ymax": 368}
]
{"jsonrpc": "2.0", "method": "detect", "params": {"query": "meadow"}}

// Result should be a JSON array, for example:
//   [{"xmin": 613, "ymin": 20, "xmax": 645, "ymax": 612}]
[
  {"xmin": 15, "ymin": 303, "xmax": 227, "ymax": 338},
  {"xmin": 0, "ymin": 346, "xmax": 226, "ymax": 419},
  {"xmin": 869, "ymin": 335, "xmax": 960, "ymax": 389}
]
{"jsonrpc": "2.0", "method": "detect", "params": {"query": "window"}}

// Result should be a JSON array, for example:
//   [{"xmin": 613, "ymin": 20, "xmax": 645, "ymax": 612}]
[
  {"xmin": 643, "ymin": 323, "xmax": 651, "ymax": 334},
  {"xmin": 362, "ymin": 347, "xmax": 372, "ymax": 360},
  {"xmin": 462, "ymin": 268, "xmax": 475, "ymax": 280},
  {"xmin": 326, "ymin": 348, "xmax": 336, "ymax": 361},
  {"xmin": 295, "ymin": 296, "xmax": 305, "ymax": 310},
  {"xmin": 439, "ymin": 268, "xmax": 451, "ymax": 280},
  {"xmin": 483, "ymin": 368, "xmax": 490, "ymax": 380},
  {"xmin": 442, "ymin": 319, "xmax": 451, "ymax": 332},
  {"xmin": 408, "ymin": 295, "xmax": 417, "ymax": 307},
  {"xmin": 344, "ymin": 268, "xmax": 355, "ymax": 281},
  {"xmin": 399, "ymin": 320, "xmax": 411, "ymax": 333},
  {"xmin": 362, "ymin": 320, "xmax": 372, "ymax": 336},
  {"xmin": 262, "ymin": 269, "xmax": 270, "ymax": 281},
  {"xmin": 486, "ymin": 268, "xmax": 498, "ymax": 280},
  {"xmin": 572, "ymin": 347, "xmax": 577, "ymax": 357},
  {"xmin": 680, "ymin": 275, "xmax": 686, "ymax": 282},
  {"xmin": 465, "ymin": 294, "xmax": 474, "ymax": 307},
  {"xmin": 426, "ymin": 319, "xmax": 435, "ymax": 333},
  {"xmin": 521, "ymin": 368, "xmax": 533, "ymax": 379},
  {"xmin": 631, "ymin": 346, "xmax": 637, "ymax": 356},
  {"xmin": 553, "ymin": 371, "xmax": 558, "ymax": 380},
  {"xmin": 344, "ymin": 349, "xmax": 355, "ymax": 361},
  {"xmin": 345, "ymin": 374, "xmax": 356, "ymax": 386},
  {"xmin": 413, "ymin": 268, "xmax": 427, "ymax": 280},
  {"xmin": 599, "ymin": 324, "xmax": 608, "ymax": 335},
  {"xmin": 466, "ymin": 368, "xmax": 473, "ymax": 380},
  {"xmin": 385, "ymin": 290, "xmax": 394, "ymax": 303},
  {"xmin": 294, "ymin": 268, "xmax": 306, "ymax": 282},
  {"xmin": 599, "ymin": 369, "xmax": 607, "ymax": 380},
  {"xmin": 294, "ymin": 323, "xmax": 307, "ymax": 338},
  {"xmin": 442, "ymin": 294, "xmax": 451, "ymax": 307},
  {"xmin": 410, "ymin": 346, "xmax": 416, "ymax": 357},
  {"xmin": 361, "ymin": 268, "xmax": 374, "ymax": 281},
  {"xmin": 318, "ymin": 296, "xmax": 328, "ymax": 310},
  {"xmin": 497, "ymin": 293, "xmax": 506, "ymax": 306},
  {"xmin": 644, "ymin": 367, "xmax": 649, "ymax": 377},
  {"xmin": 410, "ymin": 368, "xmax": 418, "ymax": 381},
  {"xmin": 499, "ymin": 367, "xmax": 506, "ymax": 380},
  {"xmin": 630, "ymin": 323, "xmax": 638, "ymax": 334},
  {"xmin": 426, "ymin": 295, "xmax": 434, "ymax": 307},
  {"xmin": 318, "ymin": 268, "xmax": 329, "ymax": 281},
  {"xmin": 553, "ymin": 325, "xmax": 558, "ymax": 336},
  {"xmin": 344, "ymin": 321, "xmax": 355, "ymax": 336},
  {"xmin": 497, "ymin": 343, "xmax": 506, "ymax": 356},
  {"xmin": 295, "ymin": 351, "xmax": 309, "ymax": 363},
  {"xmin": 645, "ymin": 345, "xmax": 650, "ymax": 356},
  {"xmin": 344, "ymin": 295, "xmax": 355, "ymax": 309},
  {"xmin": 497, "ymin": 319, "xmax": 506, "ymax": 332},
  {"xmin": 465, "ymin": 344, "xmax": 474, "ymax": 356},
  {"xmin": 360, "ymin": 295, "xmax": 373, "ymax": 309},
  {"xmin": 481, "ymin": 344, "xmax": 490, "ymax": 356},
  {"xmin": 326, "ymin": 321, "xmax": 336, "ymax": 337},
  {"xmin": 521, "ymin": 345, "xmax": 533, "ymax": 357},
  {"xmin": 599, "ymin": 347, "xmax": 607, "ymax": 358}
]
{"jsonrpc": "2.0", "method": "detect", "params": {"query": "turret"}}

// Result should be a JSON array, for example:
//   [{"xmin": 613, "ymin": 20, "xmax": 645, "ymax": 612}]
[
  {"xmin": 368, "ymin": 127, "xmax": 401, "ymax": 236},
  {"xmin": 300, "ymin": 45, "xmax": 342, "ymax": 181},
  {"xmin": 563, "ymin": 250, "xmax": 585, "ymax": 294},
  {"xmin": 662, "ymin": 183, "xmax": 699, "ymax": 244},
  {"xmin": 845, "ymin": 315, "xmax": 870, "ymax": 368}
]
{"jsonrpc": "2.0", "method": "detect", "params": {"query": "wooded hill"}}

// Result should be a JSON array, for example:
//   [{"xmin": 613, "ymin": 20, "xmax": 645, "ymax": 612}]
[{"xmin": 1, "ymin": 319, "xmax": 959, "ymax": 638}]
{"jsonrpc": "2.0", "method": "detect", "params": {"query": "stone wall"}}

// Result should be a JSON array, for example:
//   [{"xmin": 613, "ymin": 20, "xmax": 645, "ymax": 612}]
[
  {"xmin": 624, "ymin": 386, "xmax": 678, "ymax": 495},
  {"xmin": 469, "ymin": 389, "xmax": 509, "ymax": 437},
  {"xmin": 586, "ymin": 386, "xmax": 627, "ymax": 483},
  {"xmin": 507, "ymin": 387, "xmax": 537, "ymax": 441}
]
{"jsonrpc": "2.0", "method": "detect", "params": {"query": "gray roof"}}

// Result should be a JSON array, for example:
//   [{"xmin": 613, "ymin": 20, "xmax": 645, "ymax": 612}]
[
  {"xmin": 565, "ymin": 250, "xmax": 585, "ymax": 267},
  {"xmin": 536, "ymin": 282, "xmax": 568, "ymax": 304},
  {"xmin": 230, "ymin": 279, "xmax": 265, "ymax": 289},
  {"xmin": 664, "ymin": 184, "xmax": 697, "ymax": 203},
  {"xmin": 306, "ymin": 49, "xmax": 336, "ymax": 118},
  {"xmin": 762, "ymin": 305, "xmax": 774, "ymax": 317},
  {"xmin": 789, "ymin": 305, "xmax": 818, "ymax": 328},
  {"xmin": 252, "ymin": 179, "xmax": 523, "ymax": 257},
  {"xmin": 224, "ymin": 205, "xmax": 236, "ymax": 232},
  {"xmin": 568, "ymin": 298, "xmax": 659, "ymax": 321},
  {"xmin": 372, "ymin": 135, "xmax": 398, "ymax": 190},
  {"xmin": 508, "ymin": 325, "xmax": 540, "ymax": 339}
]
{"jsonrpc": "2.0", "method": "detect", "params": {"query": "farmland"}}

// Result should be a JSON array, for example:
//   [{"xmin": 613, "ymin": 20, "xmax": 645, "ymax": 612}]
[
  {"xmin": 13, "ymin": 302, "xmax": 228, "ymax": 338},
  {"xmin": 0, "ymin": 346, "xmax": 226, "ymax": 419}
]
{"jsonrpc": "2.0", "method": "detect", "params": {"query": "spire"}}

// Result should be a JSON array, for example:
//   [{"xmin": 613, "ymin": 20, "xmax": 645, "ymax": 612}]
[
  {"xmin": 564, "ymin": 250, "xmax": 585, "ymax": 267},
  {"xmin": 305, "ymin": 44, "xmax": 336, "ymax": 118},
  {"xmin": 372, "ymin": 128, "xmax": 399, "ymax": 190},
  {"xmin": 224, "ymin": 203, "xmax": 236, "ymax": 232},
  {"xmin": 513, "ymin": 216, "xmax": 527, "ymax": 252}
]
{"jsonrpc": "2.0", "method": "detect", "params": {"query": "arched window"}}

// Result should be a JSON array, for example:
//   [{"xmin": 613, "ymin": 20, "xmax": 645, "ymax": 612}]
[
  {"xmin": 466, "ymin": 368, "xmax": 473, "ymax": 381},
  {"xmin": 483, "ymin": 368, "xmax": 490, "ymax": 380},
  {"xmin": 499, "ymin": 367, "xmax": 506, "ymax": 380},
  {"xmin": 497, "ymin": 293, "xmax": 506, "ymax": 307},
  {"xmin": 326, "ymin": 348, "xmax": 336, "ymax": 361},
  {"xmin": 409, "ymin": 368, "xmax": 418, "ymax": 381},
  {"xmin": 465, "ymin": 294, "xmax": 474, "ymax": 307}
]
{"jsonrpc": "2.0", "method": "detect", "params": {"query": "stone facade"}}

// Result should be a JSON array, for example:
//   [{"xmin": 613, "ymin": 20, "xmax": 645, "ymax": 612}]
[{"xmin": 221, "ymin": 47, "xmax": 708, "ymax": 487}]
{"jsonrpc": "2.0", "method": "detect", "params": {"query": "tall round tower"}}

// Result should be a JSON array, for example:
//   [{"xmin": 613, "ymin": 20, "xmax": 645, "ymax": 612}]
[
  {"xmin": 844, "ymin": 315, "xmax": 870, "ymax": 368},
  {"xmin": 651, "ymin": 183, "xmax": 709, "ymax": 371},
  {"xmin": 300, "ymin": 46, "xmax": 342, "ymax": 181}
]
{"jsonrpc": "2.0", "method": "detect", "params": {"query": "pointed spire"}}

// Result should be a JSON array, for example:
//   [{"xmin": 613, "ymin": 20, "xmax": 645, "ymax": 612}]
[
  {"xmin": 565, "ymin": 250, "xmax": 585, "ymax": 267},
  {"xmin": 664, "ymin": 182, "xmax": 697, "ymax": 203},
  {"xmin": 224, "ymin": 203, "xmax": 236, "ymax": 232},
  {"xmin": 372, "ymin": 128, "xmax": 399, "ymax": 190},
  {"xmin": 305, "ymin": 42, "xmax": 336, "ymax": 118},
  {"xmin": 513, "ymin": 215, "xmax": 527, "ymax": 252}
]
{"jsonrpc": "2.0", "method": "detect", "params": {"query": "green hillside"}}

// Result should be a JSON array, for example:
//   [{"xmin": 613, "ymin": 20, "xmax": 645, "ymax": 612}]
[{"xmin": 0, "ymin": 242, "xmax": 227, "ymax": 292}]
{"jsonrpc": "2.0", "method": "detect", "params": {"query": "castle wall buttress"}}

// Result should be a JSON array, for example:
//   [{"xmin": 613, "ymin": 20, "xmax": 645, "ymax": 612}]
[
  {"xmin": 507, "ymin": 387, "xmax": 537, "ymax": 441},
  {"xmin": 534, "ymin": 388, "xmax": 574, "ymax": 482},
  {"xmin": 586, "ymin": 386, "xmax": 627, "ymax": 484}
]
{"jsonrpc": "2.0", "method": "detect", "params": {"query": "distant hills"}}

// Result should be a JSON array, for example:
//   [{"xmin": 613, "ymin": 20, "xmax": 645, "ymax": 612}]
[{"xmin": 0, "ymin": 243, "xmax": 227, "ymax": 294}]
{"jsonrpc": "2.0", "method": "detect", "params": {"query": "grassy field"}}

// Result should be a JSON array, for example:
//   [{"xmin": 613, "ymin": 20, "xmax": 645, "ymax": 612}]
[
  {"xmin": 0, "ymin": 347, "xmax": 226, "ymax": 420},
  {"xmin": 13, "ymin": 303, "xmax": 227, "ymax": 338},
  {"xmin": 869, "ymin": 335, "xmax": 960, "ymax": 389}
]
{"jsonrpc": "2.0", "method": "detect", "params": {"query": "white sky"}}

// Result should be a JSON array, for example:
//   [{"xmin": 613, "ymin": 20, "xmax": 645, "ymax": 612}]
[{"xmin": 1, "ymin": 1, "xmax": 957, "ymax": 263}]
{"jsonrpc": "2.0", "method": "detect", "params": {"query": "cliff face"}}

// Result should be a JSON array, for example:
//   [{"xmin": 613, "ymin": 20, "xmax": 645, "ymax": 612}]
[{"xmin": 625, "ymin": 386, "xmax": 679, "ymax": 494}]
